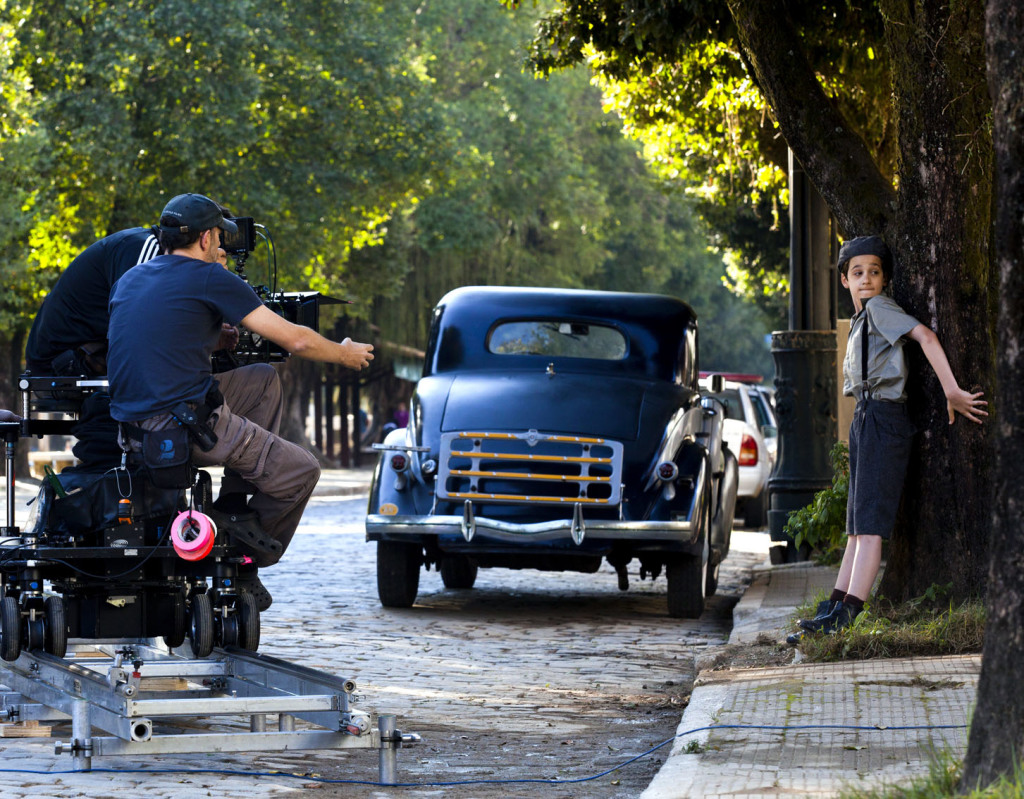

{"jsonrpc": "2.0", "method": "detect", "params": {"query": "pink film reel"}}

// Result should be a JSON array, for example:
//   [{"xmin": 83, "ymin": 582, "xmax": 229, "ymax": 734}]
[{"xmin": 170, "ymin": 510, "xmax": 217, "ymax": 561}]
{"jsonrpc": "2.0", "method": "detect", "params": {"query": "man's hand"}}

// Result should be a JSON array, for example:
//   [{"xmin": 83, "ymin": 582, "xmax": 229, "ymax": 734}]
[
  {"xmin": 340, "ymin": 337, "xmax": 374, "ymax": 370},
  {"xmin": 946, "ymin": 387, "xmax": 988, "ymax": 424},
  {"xmin": 217, "ymin": 324, "xmax": 240, "ymax": 352}
]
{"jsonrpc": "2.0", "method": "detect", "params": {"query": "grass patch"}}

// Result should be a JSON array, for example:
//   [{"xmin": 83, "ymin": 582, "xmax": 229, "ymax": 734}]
[
  {"xmin": 840, "ymin": 751, "xmax": 1024, "ymax": 798},
  {"xmin": 793, "ymin": 593, "xmax": 985, "ymax": 662}
]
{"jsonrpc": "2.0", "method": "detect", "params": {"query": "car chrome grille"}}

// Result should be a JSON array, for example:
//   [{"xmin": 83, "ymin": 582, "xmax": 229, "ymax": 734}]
[{"xmin": 438, "ymin": 430, "xmax": 624, "ymax": 505}]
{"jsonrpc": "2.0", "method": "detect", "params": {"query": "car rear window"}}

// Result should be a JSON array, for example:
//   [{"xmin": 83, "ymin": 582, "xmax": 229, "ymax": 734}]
[
  {"xmin": 706, "ymin": 389, "xmax": 745, "ymax": 421},
  {"xmin": 488, "ymin": 321, "xmax": 627, "ymax": 360}
]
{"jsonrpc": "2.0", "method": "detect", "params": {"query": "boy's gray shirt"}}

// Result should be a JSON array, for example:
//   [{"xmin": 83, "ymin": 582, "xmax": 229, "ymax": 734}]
[{"xmin": 843, "ymin": 294, "xmax": 921, "ymax": 402}]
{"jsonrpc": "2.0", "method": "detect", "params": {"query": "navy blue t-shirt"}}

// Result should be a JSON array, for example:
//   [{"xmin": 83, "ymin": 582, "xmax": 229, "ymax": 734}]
[
  {"xmin": 25, "ymin": 227, "xmax": 161, "ymax": 371},
  {"xmin": 107, "ymin": 255, "xmax": 262, "ymax": 421}
]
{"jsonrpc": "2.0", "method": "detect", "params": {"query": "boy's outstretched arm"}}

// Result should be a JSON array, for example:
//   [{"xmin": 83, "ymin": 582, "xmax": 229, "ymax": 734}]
[{"xmin": 908, "ymin": 324, "xmax": 988, "ymax": 424}]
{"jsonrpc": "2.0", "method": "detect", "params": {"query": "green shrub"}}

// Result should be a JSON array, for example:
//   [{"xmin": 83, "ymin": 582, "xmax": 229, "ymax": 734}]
[{"xmin": 784, "ymin": 440, "xmax": 848, "ymax": 563}]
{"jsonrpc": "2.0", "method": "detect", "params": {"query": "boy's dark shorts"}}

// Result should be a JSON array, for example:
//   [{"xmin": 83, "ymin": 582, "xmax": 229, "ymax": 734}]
[{"xmin": 847, "ymin": 399, "xmax": 916, "ymax": 539}]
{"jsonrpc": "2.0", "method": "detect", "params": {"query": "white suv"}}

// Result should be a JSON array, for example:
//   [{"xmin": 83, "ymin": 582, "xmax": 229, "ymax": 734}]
[{"xmin": 699, "ymin": 378, "xmax": 776, "ymax": 528}]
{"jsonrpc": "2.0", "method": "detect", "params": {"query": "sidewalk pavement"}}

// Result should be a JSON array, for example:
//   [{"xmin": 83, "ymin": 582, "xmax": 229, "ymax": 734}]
[{"xmin": 643, "ymin": 561, "xmax": 980, "ymax": 798}]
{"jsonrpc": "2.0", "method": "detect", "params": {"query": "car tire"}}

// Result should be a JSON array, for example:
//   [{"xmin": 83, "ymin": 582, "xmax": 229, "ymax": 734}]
[
  {"xmin": 666, "ymin": 551, "xmax": 706, "ymax": 619},
  {"xmin": 744, "ymin": 489, "xmax": 767, "ymax": 529},
  {"xmin": 377, "ymin": 541, "xmax": 422, "ymax": 608},
  {"xmin": 440, "ymin": 555, "xmax": 478, "ymax": 590}
]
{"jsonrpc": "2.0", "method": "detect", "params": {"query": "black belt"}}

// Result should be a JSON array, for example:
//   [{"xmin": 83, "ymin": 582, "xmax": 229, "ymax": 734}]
[{"xmin": 121, "ymin": 383, "xmax": 223, "ymax": 452}]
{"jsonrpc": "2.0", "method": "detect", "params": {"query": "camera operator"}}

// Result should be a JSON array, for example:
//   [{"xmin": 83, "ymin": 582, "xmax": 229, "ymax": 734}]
[
  {"xmin": 25, "ymin": 227, "xmax": 163, "ymax": 376},
  {"xmin": 107, "ymin": 193, "xmax": 374, "ymax": 609}
]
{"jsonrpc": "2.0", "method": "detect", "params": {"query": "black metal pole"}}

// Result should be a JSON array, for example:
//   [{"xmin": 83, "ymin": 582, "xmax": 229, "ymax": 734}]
[{"xmin": 767, "ymin": 151, "xmax": 838, "ymax": 562}]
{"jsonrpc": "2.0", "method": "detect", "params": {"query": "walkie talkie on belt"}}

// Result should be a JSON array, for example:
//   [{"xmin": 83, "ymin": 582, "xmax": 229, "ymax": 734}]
[{"xmin": 170, "ymin": 402, "xmax": 218, "ymax": 452}]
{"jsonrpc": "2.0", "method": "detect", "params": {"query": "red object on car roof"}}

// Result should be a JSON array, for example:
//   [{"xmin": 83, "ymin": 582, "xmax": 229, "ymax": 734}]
[{"xmin": 699, "ymin": 371, "xmax": 765, "ymax": 384}]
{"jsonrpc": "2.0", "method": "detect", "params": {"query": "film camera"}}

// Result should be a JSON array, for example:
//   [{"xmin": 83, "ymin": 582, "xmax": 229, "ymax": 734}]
[{"xmin": 214, "ymin": 218, "xmax": 345, "ymax": 369}]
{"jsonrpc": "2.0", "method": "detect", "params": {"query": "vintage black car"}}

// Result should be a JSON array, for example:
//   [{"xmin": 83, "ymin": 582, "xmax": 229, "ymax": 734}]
[{"xmin": 365, "ymin": 286, "xmax": 738, "ymax": 618}]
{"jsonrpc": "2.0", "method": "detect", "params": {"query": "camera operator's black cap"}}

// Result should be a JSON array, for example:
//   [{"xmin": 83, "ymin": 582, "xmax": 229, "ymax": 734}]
[{"xmin": 159, "ymin": 193, "xmax": 238, "ymax": 235}]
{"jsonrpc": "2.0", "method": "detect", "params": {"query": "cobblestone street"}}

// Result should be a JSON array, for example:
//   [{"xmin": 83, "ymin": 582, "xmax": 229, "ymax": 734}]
[{"xmin": 1, "ymin": 488, "xmax": 768, "ymax": 798}]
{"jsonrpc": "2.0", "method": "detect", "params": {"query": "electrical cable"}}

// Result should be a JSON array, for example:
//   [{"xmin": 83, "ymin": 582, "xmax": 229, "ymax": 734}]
[{"xmin": 0, "ymin": 722, "xmax": 970, "ymax": 788}]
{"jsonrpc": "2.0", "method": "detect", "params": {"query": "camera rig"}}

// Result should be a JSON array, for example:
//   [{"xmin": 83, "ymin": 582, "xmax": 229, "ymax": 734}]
[{"xmin": 213, "ymin": 218, "xmax": 346, "ymax": 369}]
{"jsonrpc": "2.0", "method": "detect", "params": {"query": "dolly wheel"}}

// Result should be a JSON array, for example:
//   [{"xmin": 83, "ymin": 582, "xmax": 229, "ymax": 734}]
[
  {"xmin": 237, "ymin": 592, "xmax": 260, "ymax": 652},
  {"xmin": 163, "ymin": 591, "xmax": 188, "ymax": 649},
  {"xmin": 188, "ymin": 593, "xmax": 215, "ymax": 658},
  {"xmin": 44, "ymin": 596, "xmax": 67, "ymax": 658},
  {"xmin": 0, "ymin": 596, "xmax": 21, "ymax": 662}
]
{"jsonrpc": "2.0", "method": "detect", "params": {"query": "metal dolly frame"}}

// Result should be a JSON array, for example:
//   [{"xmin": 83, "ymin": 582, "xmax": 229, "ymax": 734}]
[{"xmin": 0, "ymin": 639, "xmax": 418, "ymax": 782}]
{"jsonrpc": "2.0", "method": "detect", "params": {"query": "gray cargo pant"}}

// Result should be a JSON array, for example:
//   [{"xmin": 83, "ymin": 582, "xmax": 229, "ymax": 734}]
[{"xmin": 132, "ymin": 363, "xmax": 321, "ymax": 561}]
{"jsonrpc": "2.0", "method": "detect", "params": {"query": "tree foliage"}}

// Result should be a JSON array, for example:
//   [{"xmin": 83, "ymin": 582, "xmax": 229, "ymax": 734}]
[
  {"xmin": 514, "ymin": 0, "xmax": 896, "ymax": 300},
  {"xmin": 367, "ymin": 0, "xmax": 775, "ymax": 378},
  {"xmin": 0, "ymin": 0, "xmax": 446, "ymax": 342}
]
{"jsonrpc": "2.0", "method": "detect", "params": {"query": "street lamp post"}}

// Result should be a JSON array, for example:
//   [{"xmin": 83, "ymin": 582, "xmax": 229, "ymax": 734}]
[{"xmin": 767, "ymin": 151, "xmax": 839, "ymax": 563}]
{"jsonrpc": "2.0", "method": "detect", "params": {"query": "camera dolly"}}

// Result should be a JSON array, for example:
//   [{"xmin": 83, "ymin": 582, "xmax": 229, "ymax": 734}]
[{"xmin": 1, "ymin": 374, "xmax": 419, "ymax": 778}]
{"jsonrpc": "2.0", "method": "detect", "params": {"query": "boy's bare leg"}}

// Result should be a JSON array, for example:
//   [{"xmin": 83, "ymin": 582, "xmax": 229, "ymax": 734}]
[
  {"xmin": 846, "ymin": 534, "xmax": 883, "ymax": 601},
  {"xmin": 835, "ymin": 536, "xmax": 859, "ymax": 594}
]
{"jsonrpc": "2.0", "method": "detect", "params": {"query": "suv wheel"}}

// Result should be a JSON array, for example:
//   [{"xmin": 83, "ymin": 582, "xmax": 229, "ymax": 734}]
[{"xmin": 377, "ymin": 541, "xmax": 422, "ymax": 608}]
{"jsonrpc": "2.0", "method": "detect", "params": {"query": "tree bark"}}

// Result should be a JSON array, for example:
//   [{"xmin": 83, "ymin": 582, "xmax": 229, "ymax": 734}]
[
  {"xmin": 729, "ymin": 0, "xmax": 994, "ymax": 599},
  {"xmin": 960, "ymin": 0, "xmax": 1024, "ymax": 789},
  {"xmin": 876, "ymin": 0, "xmax": 994, "ymax": 600}
]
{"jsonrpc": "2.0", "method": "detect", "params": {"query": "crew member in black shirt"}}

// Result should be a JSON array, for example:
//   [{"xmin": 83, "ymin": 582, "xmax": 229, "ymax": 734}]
[{"xmin": 25, "ymin": 227, "xmax": 161, "ymax": 376}]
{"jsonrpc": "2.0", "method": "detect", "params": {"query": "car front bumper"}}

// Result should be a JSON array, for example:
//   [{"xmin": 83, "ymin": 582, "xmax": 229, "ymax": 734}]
[{"xmin": 366, "ymin": 513, "xmax": 701, "ymax": 546}]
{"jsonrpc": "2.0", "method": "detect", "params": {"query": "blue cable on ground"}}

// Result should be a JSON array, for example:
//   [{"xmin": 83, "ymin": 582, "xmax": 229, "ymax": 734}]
[{"xmin": 0, "ymin": 722, "xmax": 970, "ymax": 788}]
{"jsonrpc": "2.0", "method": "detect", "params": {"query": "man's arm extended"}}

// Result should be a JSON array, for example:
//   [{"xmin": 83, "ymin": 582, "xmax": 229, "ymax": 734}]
[{"xmin": 240, "ymin": 304, "xmax": 374, "ymax": 370}]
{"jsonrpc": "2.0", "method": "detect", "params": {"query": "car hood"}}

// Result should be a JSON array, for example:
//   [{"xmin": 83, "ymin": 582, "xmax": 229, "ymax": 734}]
[{"xmin": 439, "ymin": 372, "xmax": 649, "ymax": 441}]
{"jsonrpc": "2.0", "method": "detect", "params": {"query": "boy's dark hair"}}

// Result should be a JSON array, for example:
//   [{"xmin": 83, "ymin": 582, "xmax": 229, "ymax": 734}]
[{"xmin": 837, "ymin": 235, "xmax": 893, "ymax": 280}]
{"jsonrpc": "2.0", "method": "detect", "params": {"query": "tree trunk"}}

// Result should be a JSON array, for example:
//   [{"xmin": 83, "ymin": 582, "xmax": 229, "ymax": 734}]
[
  {"xmin": 877, "ymin": 0, "xmax": 994, "ymax": 601},
  {"xmin": 729, "ymin": 0, "xmax": 995, "ymax": 601},
  {"xmin": 960, "ymin": 0, "xmax": 1024, "ymax": 789}
]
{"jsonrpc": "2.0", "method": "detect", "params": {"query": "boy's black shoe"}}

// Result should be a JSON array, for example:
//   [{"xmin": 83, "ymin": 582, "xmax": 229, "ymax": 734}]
[
  {"xmin": 797, "ymin": 599, "xmax": 839, "ymax": 629},
  {"xmin": 785, "ymin": 630, "xmax": 804, "ymax": 646},
  {"xmin": 799, "ymin": 601, "xmax": 860, "ymax": 634}
]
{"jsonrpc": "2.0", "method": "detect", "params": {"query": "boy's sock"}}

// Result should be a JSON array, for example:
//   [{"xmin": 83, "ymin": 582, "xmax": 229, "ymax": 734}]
[
  {"xmin": 842, "ymin": 594, "xmax": 865, "ymax": 614},
  {"xmin": 830, "ymin": 589, "xmax": 846, "ymax": 603}
]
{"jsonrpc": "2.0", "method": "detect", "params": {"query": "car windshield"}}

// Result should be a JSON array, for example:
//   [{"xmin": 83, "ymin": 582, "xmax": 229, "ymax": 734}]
[
  {"xmin": 488, "ymin": 321, "xmax": 627, "ymax": 360},
  {"xmin": 706, "ymin": 388, "xmax": 745, "ymax": 421}
]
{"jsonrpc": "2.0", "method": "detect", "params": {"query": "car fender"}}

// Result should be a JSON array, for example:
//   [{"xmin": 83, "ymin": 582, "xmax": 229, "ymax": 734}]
[{"xmin": 367, "ymin": 427, "xmax": 431, "ymax": 524}]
